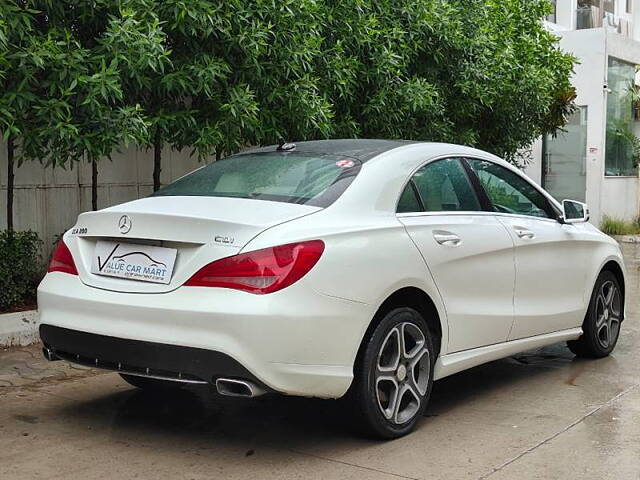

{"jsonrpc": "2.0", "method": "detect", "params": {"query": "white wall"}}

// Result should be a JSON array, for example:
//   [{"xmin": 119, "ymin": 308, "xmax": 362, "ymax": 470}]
[{"xmin": 0, "ymin": 141, "xmax": 205, "ymax": 258}]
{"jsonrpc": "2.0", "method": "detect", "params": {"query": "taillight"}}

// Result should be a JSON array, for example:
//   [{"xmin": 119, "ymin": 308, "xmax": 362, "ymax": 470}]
[
  {"xmin": 48, "ymin": 240, "xmax": 78, "ymax": 275},
  {"xmin": 184, "ymin": 240, "xmax": 325, "ymax": 294}
]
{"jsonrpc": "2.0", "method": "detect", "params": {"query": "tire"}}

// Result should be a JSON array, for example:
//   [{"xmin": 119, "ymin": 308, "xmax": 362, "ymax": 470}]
[
  {"xmin": 119, "ymin": 373, "xmax": 183, "ymax": 391},
  {"xmin": 567, "ymin": 270, "xmax": 623, "ymax": 358},
  {"xmin": 351, "ymin": 307, "xmax": 435, "ymax": 439}
]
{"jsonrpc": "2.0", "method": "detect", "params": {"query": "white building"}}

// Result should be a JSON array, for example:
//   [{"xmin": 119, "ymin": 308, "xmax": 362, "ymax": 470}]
[{"xmin": 528, "ymin": 0, "xmax": 640, "ymax": 224}]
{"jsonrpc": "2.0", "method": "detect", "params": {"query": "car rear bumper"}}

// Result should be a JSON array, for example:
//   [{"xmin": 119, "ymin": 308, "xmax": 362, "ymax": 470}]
[
  {"xmin": 40, "ymin": 324, "xmax": 264, "ymax": 386},
  {"xmin": 37, "ymin": 273, "xmax": 373, "ymax": 398}
]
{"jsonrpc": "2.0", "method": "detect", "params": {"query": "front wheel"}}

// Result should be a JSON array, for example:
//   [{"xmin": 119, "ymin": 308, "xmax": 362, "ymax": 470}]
[
  {"xmin": 568, "ymin": 270, "xmax": 623, "ymax": 358},
  {"xmin": 351, "ymin": 307, "xmax": 435, "ymax": 439}
]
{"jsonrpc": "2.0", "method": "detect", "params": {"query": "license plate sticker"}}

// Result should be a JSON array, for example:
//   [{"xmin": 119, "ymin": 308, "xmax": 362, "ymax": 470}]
[{"xmin": 90, "ymin": 240, "xmax": 177, "ymax": 284}]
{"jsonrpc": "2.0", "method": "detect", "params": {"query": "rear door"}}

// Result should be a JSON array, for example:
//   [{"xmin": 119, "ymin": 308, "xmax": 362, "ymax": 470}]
[
  {"xmin": 465, "ymin": 158, "xmax": 591, "ymax": 340},
  {"xmin": 398, "ymin": 158, "xmax": 515, "ymax": 353}
]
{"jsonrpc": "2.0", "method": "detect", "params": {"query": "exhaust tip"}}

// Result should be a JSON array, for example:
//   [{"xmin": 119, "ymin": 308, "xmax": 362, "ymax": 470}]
[
  {"xmin": 42, "ymin": 347, "xmax": 59, "ymax": 361},
  {"xmin": 216, "ymin": 378, "xmax": 265, "ymax": 397}
]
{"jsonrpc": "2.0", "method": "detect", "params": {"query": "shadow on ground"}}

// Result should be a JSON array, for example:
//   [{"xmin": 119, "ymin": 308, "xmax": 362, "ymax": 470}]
[{"xmin": 54, "ymin": 343, "xmax": 592, "ymax": 447}]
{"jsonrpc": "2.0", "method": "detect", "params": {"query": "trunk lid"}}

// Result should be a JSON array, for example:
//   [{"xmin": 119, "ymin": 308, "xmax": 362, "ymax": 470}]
[{"xmin": 67, "ymin": 196, "xmax": 320, "ymax": 293}]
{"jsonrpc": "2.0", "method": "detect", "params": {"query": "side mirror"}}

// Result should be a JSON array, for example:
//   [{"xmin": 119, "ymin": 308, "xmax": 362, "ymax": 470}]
[{"xmin": 561, "ymin": 199, "xmax": 590, "ymax": 224}]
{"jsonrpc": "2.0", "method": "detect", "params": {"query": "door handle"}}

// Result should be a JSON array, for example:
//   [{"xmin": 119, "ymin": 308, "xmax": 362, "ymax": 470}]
[
  {"xmin": 433, "ymin": 231, "xmax": 461, "ymax": 246},
  {"xmin": 513, "ymin": 227, "xmax": 535, "ymax": 239}
]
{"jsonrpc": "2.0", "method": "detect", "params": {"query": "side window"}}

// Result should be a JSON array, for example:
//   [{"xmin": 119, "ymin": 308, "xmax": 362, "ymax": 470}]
[
  {"xmin": 411, "ymin": 158, "xmax": 481, "ymax": 212},
  {"xmin": 397, "ymin": 182, "xmax": 423, "ymax": 213},
  {"xmin": 467, "ymin": 159, "xmax": 552, "ymax": 219}
]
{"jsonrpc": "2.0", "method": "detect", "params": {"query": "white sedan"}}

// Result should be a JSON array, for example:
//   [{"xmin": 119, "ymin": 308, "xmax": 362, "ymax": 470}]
[{"xmin": 38, "ymin": 140, "xmax": 626, "ymax": 438}]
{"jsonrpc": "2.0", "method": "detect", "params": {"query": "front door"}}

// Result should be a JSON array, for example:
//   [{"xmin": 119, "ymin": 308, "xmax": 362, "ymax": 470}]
[
  {"xmin": 466, "ymin": 158, "xmax": 590, "ymax": 340},
  {"xmin": 542, "ymin": 106, "xmax": 588, "ymax": 203}
]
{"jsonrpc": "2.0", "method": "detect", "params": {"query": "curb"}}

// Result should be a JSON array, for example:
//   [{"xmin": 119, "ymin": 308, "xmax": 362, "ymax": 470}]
[
  {"xmin": 0, "ymin": 310, "xmax": 39, "ymax": 347},
  {"xmin": 613, "ymin": 235, "xmax": 640, "ymax": 244}
]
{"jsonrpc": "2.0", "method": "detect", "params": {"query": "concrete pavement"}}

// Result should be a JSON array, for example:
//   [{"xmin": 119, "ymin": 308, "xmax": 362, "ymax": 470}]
[{"xmin": 1, "ymin": 242, "xmax": 638, "ymax": 480}]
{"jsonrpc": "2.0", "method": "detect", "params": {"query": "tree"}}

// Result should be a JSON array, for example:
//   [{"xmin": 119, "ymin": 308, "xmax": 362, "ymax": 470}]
[
  {"xmin": 119, "ymin": 0, "xmax": 333, "ymax": 189},
  {"xmin": 98, "ymin": 3, "xmax": 172, "ymax": 192},
  {"xmin": 0, "ymin": 1, "xmax": 156, "ymax": 216},
  {"xmin": 2, "ymin": 0, "xmax": 575, "ymax": 226},
  {"xmin": 155, "ymin": 0, "xmax": 575, "ymax": 165},
  {"xmin": 0, "ymin": 1, "xmax": 40, "ymax": 232},
  {"xmin": 317, "ymin": 0, "xmax": 576, "ymax": 164}
]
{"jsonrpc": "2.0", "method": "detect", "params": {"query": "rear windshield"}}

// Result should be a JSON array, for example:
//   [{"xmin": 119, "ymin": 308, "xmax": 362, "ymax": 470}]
[{"xmin": 152, "ymin": 152, "xmax": 361, "ymax": 208}]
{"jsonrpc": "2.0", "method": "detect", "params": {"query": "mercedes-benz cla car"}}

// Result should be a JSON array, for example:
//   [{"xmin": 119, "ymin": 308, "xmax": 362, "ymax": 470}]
[{"xmin": 38, "ymin": 140, "xmax": 626, "ymax": 438}]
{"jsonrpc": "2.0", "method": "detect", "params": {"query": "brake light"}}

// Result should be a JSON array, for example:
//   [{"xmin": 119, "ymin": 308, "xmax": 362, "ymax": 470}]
[
  {"xmin": 184, "ymin": 240, "xmax": 325, "ymax": 294},
  {"xmin": 48, "ymin": 240, "xmax": 78, "ymax": 275}
]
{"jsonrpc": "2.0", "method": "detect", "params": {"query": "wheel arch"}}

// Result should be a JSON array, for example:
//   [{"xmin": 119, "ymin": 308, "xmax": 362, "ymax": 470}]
[{"xmin": 353, "ymin": 287, "xmax": 444, "ymax": 376}]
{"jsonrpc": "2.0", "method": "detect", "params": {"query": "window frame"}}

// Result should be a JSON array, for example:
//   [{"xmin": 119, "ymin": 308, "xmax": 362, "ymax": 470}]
[{"xmin": 396, "ymin": 155, "xmax": 562, "ymax": 222}]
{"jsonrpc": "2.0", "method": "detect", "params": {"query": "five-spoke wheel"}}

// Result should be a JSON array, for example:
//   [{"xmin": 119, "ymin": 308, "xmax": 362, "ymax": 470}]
[
  {"xmin": 351, "ymin": 307, "xmax": 435, "ymax": 439},
  {"xmin": 568, "ymin": 270, "xmax": 623, "ymax": 358},
  {"xmin": 375, "ymin": 322, "xmax": 430, "ymax": 425},
  {"xmin": 593, "ymin": 280, "xmax": 621, "ymax": 350}
]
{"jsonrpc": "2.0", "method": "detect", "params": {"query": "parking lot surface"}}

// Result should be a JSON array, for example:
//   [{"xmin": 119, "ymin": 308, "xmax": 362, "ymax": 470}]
[{"xmin": 1, "ymin": 242, "xmax": 638, "ymax": 480}]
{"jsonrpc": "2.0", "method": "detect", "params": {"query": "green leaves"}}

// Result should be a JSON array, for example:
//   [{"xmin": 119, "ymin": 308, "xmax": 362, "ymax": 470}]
[
  {"xmin": 316, "ymin": 0, "xmax": 576, "ymax": 162},
  {"xmin": 0, "ymin": 229, "xmax": 42, "ymax": 311},
  {"xmin": 0, "ymin": 0, "xmax": 576, "ymax": 174}
]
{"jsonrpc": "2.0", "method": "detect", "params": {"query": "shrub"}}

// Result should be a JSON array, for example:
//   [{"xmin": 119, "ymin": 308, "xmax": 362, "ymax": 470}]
[
  {"xmin": 600, "ymin": 216, "xmax": 640, "ymax": 236},
  {"xmin": 0, "ymin": 230, "xmax": 43, "ymax": 312}
]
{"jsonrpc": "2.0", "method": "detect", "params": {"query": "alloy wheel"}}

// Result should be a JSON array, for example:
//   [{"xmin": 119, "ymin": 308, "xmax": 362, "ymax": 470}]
[
  {"xmin": 374, "ymin": 322, "xmax": 430, "ymax": 425},
  {"xmin": 594, "ymin": 280, "xmax": 621, "ymax": 349}
]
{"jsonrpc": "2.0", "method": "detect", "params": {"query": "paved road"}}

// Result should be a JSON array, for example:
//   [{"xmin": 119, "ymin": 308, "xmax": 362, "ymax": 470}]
[{"xmin": 1, "ymin": 243, "xmax": 638, "ymax": 480}]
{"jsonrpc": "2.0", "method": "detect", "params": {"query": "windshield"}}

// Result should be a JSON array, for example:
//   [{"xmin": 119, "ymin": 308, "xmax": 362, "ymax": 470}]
[{"xmin": 152, "ymin": 152, "xmax": 361, "ymax": 208}]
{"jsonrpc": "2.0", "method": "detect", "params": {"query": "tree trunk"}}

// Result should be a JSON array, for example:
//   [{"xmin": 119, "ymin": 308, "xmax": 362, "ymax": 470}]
[
  {"xmin": 91, "ymin": 158, "xmax": 98, "ymax": 211},
  {"xmin": 153, "ymin": 129, "xmax": 162, "ymax": 192},
  {"xmin": 215, "ymin": 146, "xmax": 222, "ymax": 161},
  {"xmin": 6, "ymin": 136, "xmax": 14, "ymax": 233}
]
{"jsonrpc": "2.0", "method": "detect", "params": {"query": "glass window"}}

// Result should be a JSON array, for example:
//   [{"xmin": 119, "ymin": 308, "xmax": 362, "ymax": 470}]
[
  {"xmin": 546, "ymin": 0, "xmax": 557, "ymax": 23},
  {"xmin": 542, "ymin": 106, "xmax": 588, "ymax": 203},
  {"xmin": 467, "ymin": 159, "xmax": 553, "ymax": 219},
  {"xmin": 153, "ymin": 152, "xmax": 360, "ymax": 207},
  {"xmin": 406, "ymin": 158, "xmax": 481, "ymax": 212},
  {"xmin": 397, "ymin": 182, "xmax": 422, "ymax": 213},
  {"xmin": 605, "ymin": 57, "xmax": 639, "ymax": 176},
  {"xmin": 577, "ymin": 0, "xmax": 603, "ymax": 29},
  {"xmin": 603, "ymin": 0, "xmax": 615, "ymax": 13}
]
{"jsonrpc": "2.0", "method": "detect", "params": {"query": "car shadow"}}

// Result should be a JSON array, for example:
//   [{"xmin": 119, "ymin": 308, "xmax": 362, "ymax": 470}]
[
  {"xmin": 56, "ymin": 344, "xmax": 594, "ymax": 447},
  {"xmin": 428, "ymin": 343, "xmax": 583, "ymax": 416}
]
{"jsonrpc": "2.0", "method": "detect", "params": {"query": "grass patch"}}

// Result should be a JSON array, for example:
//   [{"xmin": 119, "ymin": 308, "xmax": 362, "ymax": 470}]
[{"xmin": 600, "ymin": 215, "xmax": 640, "ymax": 235}]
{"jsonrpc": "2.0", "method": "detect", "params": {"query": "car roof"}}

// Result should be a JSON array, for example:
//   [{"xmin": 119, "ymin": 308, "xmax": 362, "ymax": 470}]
[{"xmin": 242, "ymin": 139, "xmax": 419, "ymax": 162}]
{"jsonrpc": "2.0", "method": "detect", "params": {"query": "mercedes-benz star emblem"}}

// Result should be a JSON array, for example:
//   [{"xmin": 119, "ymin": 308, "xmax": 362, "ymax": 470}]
[{"xmin": 118, "ymin": 215, "xmax": 132, "ymax": 234}]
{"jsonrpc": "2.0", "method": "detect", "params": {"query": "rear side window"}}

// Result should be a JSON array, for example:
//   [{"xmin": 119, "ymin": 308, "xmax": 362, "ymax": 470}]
[
  {"xmin": 398, "ymin": 158, "xmax": 481, "ymax": 213},
  {"xmin": 153, "ymin": 152, "xmax": 361, "ymax": 208},
  {"xmin": 397, "ymin": 183, "xmax": 422, "ymax": 213}
]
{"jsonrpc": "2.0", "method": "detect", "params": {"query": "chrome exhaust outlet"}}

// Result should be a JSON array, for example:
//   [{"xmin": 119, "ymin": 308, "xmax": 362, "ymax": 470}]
[
  {"xmin": 42, "ymin": 347, "xmax": 59, "ymax": 361},
  {"xmin": 215, "ymin": 378, "xmax": 265, "ymax": 397}
]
